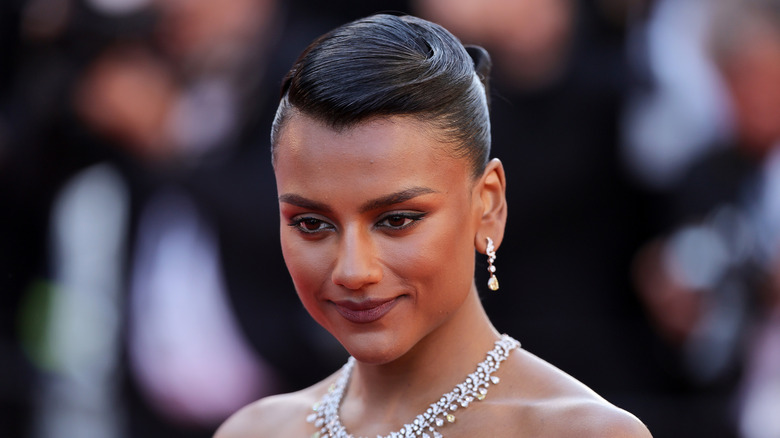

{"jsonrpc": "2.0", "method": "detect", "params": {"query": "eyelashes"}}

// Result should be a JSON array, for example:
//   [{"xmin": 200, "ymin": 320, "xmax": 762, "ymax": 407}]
[
  {"xmin": 376, "ymin": 212, "xmax": 426, "ymax": 229},
  {"xmin": 288, "ymin": 212, "xmax": 426, "ymax": 235},
  {"xmin": 288, "ymin": 217, "xmax": 334, "ymax": 233}
]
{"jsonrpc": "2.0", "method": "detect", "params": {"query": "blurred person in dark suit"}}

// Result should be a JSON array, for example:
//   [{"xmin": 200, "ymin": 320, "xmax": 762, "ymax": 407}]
[
  {"xmin": 632, "ymin": 0, "xmax": 780, "ymax": 436},
  {"xmin": 1, "ymin": 0, "xmax": 341, "ymax": 436}
]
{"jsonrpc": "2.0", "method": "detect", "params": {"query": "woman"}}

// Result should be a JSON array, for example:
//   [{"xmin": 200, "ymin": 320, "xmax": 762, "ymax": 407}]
[{"xmin": 216, "ymin": 14, "xmax": 651, "ymax": 438}]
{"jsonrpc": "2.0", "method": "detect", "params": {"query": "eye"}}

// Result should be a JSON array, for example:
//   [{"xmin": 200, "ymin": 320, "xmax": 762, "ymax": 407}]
[
  {"xmin": 384, "ymin": 215, "xmax": 412, "ymax": 228},
  {"xmin": 376, "ymin": 212, "xmax": 425, "ymax": 230},
  {"xmin": 289, "ymin": 217, "xmax": 334, "ymax": 234}
]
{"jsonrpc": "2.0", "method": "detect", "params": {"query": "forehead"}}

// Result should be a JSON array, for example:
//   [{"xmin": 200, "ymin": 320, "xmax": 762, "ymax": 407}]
[
  {"xmin": 273, "ymin": 113, "xmax": 471, "ymax": 198},
  {"xmin": 277, "ymin": 112, "xmax": 439, "ymax": 156}
]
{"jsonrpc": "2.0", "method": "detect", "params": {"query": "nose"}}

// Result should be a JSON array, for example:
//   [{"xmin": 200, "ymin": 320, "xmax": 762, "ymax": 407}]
[{"xmin": 331, "ymin": 228, "xmax": 382, "ymax": 290}]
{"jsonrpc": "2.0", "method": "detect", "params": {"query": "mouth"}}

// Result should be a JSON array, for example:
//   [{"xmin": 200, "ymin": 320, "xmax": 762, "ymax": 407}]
[{"xmin": 331, "ymin": 297, "xmax": 400, "ymax": 324}]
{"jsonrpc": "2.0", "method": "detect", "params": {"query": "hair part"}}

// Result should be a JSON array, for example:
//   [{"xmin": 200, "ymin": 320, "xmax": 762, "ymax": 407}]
[{"xmin": 270, "ymin": 14, "xmax": 492, "ymax": 178}]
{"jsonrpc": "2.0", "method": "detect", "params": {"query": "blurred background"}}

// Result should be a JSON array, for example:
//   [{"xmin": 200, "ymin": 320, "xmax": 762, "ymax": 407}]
[{"xmin": 1, "ymin": 0, "xmax": 779, "ymax": 437}]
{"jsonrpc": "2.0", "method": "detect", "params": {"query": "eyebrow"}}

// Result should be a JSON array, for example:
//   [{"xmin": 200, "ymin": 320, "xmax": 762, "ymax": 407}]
[
  {"xmin": 278, "ymin": 194, "xmax": 332, "ymax": 212},
  {"xmin": 278, "ymin": 187, "xmax": 437, "ymax": 213}
]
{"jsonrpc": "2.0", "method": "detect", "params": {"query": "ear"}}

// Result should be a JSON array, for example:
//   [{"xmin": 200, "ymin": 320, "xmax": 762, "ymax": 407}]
[{"xmin": 473, "ymin": 158, "xmax": 507, "ymax": 254}]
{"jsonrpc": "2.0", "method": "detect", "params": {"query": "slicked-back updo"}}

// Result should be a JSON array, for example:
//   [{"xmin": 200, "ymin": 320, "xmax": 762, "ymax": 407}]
[{"xmin": 270, "ymin": 14, "xmax": 492, "ymax": 178}]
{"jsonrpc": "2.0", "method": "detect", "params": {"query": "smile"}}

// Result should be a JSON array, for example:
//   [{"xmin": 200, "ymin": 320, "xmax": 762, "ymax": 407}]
[{"xmin": 331, "ymin": 297, "xmax": 400, "ymax": 324}]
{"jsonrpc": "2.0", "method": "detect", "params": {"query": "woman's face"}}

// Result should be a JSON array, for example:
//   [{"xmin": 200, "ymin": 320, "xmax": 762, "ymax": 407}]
[{"xmin": 273, "ymin": 113, "xmax": 485, "ymax": 364}]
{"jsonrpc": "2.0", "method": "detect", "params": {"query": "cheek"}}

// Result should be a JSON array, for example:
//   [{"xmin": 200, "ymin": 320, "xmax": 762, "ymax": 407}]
[
  {"xmin": 280, "ymin": 234, "xmax": 332, "ymax": 300},
  {"xmin": 383, "ymin": 220, "xmax": 475, "ymax": 294}
]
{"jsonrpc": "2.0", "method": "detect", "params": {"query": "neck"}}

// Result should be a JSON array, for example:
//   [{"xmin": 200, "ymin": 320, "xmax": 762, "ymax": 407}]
[{"xmin": 344, "ymin": 288, "xmax": 500, "ymax": 425}]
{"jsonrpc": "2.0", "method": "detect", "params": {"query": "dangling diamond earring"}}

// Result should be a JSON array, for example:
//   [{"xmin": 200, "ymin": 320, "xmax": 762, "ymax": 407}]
[{"xmin": 486, "ymin": 237, "xmax": 499, "ymax": 291}]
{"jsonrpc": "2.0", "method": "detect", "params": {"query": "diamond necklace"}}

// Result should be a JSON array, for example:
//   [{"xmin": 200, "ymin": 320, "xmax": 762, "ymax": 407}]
[{"xmin": 306, "ymin": 334, "xmax": 520, "ymax": 438}]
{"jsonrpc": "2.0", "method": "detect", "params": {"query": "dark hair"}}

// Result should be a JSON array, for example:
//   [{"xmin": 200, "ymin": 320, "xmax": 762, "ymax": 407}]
[{"xmin": 270, "ymin": 14, "xmax": 492, "ymax": 178}]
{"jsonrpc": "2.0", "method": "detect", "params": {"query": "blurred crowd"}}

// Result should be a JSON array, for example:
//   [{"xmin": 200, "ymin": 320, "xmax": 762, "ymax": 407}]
[{"xmin": 1, "ymin": 0, "xmax": 779, "ymax": 437}]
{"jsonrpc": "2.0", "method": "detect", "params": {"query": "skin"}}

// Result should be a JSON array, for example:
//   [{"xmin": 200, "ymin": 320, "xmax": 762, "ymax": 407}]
[
  {"xmin": 215, "ymin": 112, "xmax": 652, "ymax": 437},
  {"xmin": 718, "ymin": 18, "xmax": 780, "ymax": 158}
]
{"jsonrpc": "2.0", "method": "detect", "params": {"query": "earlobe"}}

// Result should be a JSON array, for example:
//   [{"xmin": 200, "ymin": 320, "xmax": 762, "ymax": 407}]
[{"xmin": 474, "ymin": 158, "xmax": 507, "ymax": 253}]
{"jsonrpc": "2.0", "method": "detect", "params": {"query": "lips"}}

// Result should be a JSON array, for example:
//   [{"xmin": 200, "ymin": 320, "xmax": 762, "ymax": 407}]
[{"xmin": 331, "ymin": 297, "xmax": 400, "ymax": 324}]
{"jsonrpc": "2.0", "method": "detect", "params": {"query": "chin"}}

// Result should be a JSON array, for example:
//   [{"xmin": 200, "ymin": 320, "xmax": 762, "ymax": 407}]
[{"xmin": 335, "ymin": 329, "xmax": 410, "ymax": 365}]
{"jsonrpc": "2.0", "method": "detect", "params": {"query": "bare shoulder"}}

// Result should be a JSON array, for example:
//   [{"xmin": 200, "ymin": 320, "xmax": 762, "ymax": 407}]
[
  {"xmin": 214, "ymin": 375, "xmax": 335, "ymax": 438},
  {"xmin": 533, "ymin": 395, "xmax": 653, "ymax": 438},
  {"xmin": 491, "ymin": 349, "xmax": 652, "ymax": 438}
]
